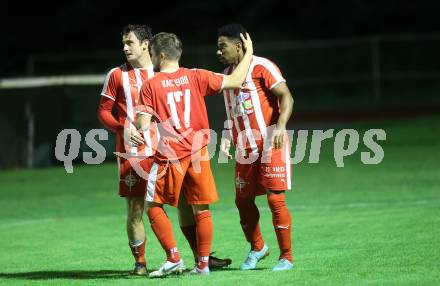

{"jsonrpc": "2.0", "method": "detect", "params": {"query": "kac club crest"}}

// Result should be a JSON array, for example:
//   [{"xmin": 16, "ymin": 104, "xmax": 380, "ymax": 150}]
[
  {"xmin": 124, "ymin": 174, "xmax": 138, "ymax": 188},
  {"xmin": 235, "ymin": 176, "xmax": 249, "ymax": 191}
]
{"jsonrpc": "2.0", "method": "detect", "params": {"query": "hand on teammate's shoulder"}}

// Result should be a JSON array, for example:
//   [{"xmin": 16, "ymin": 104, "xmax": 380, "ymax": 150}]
[{"xmin": 240, "ymin": 33, "xmax": 253, "ymax": 55}]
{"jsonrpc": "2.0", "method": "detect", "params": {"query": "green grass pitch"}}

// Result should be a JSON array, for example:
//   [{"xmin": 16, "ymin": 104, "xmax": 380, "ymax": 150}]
[{"xmin": 0, "ymin": 115, "xmax": 439, "ymax": 286}]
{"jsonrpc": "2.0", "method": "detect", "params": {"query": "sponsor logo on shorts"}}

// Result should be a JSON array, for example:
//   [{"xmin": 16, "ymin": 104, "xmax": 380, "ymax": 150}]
[
  {"xmin": 235, "ymin": 176, "xmax": 249, "ymax": 190},
  {"xmin": 264, "ymin": 166, "xmax": 286, "ymax": 178},
  {"xmin": 124, "ymin": 174, "xmax": 138, "ymax": 188}
]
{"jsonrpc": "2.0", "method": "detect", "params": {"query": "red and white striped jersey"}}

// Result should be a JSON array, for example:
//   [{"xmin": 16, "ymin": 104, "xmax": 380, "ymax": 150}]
[
  {"xmin": 100, "ymin": 62, "xmax": 159, "ymax": 156},
  {"xmin": 223, "ymin": 55, "xmax": 286, "ymax": 153}
]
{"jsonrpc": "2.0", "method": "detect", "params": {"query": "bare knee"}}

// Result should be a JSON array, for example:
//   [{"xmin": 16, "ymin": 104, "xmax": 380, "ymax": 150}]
[
  {"xmin": 235, "ymin": 195, "xmax": 255, "ymax": 209},
  {"xmin": 127, "ymin": 197, "xmax": 145, "ymax": 223},
  {"xmin": 178, "ymin": 201, "xmax": 195, "ymax": 226},
  {"xmin": 145, "ymin": 201, "xmax": 162, "ymax": 212},
  {"xmin": 191, "ymin": 204, "xmax": 209, "ymax": 215}
]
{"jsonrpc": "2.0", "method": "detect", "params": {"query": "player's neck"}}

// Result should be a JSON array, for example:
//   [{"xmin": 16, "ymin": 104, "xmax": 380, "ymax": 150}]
[
  {"xmin": 233, "ymin": 52, "xmax": 245, "ymax": 68},
  {"xmin": 160, "ymin": 61, "xmax": 180, "ymax": 73},
  {"xmin": 128, "ymin": 55, "xmax": 152, "ymax": 69}
]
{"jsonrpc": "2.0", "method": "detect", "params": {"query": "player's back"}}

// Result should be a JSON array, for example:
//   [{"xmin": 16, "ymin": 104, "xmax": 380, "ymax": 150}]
[{"xmin": 140, "ymin": 67, "xmax": 224, "ymax": 160}]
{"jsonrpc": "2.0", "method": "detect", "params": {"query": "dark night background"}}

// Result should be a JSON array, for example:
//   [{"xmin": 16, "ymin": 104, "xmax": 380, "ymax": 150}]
[
  {"xmin": 1, "ymin": 0, "xmax": 440, "ymax": 168},
  {"xmin": 2, "ymin": 0, "xmax": 440, "ymax": 77}
]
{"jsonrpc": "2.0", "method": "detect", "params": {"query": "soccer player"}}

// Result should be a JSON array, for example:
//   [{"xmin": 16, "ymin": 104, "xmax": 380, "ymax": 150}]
[
  {"xmin": 136, "ymin": 31, "xmax": 253, "ymax": 277},
  {"xmin": 98, "ymin": 25, "xmax": 230, "ymax": 275},
  {"xmin": 216, "ymin": 24, "xmax": 295, "ymax": 271},
  {"xmin": 98, "ymin": 24, "xmax": 154, "ymax": 275}
]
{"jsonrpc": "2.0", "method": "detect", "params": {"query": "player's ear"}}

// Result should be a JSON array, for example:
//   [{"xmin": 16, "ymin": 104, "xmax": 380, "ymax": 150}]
[
  {"xmin": 142, "ymin": 40, "xmax": 149, "ymax": 50},
  {"xmin": 236, "ymin": 41, "xmax": 244, "ymax": 53},
  {"xmin": 159, "ymin": 52, "xmax": 166, "ymax": 61}
]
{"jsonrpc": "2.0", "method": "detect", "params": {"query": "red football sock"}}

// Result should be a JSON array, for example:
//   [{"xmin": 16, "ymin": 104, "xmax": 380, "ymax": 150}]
[
  {"xmin": 195, "ymin": 210, "xmax": 213, "ymax": 269},
  {"xmin": 267, "ymin": 192, "xmax": 293, "ymax": 262},
  {"xmin": 147, "ymin": 207, "xmax": 180, "ymax": 262},
  {"xmin": 235, "ymin": 196, "xmax": 264, "ymax": 251},
  {"xmin": 180, "ymin": 225, "xmax": 198, "ymax": 260},
  {"xmin": 129, "ymin": 239, "xmax": 146, "ymax": 266}
]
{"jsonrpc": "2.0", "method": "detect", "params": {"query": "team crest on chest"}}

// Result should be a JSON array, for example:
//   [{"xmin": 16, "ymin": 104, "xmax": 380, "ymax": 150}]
[{"xmin": 232, "ymin": 89, "xmax": 254, "ymax": 117}]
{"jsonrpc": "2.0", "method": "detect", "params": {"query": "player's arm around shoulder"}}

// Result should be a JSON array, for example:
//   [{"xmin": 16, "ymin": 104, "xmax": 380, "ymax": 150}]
[{"xmin": 223, "ymin": 33, "xmax": 254, "ymax": 89}]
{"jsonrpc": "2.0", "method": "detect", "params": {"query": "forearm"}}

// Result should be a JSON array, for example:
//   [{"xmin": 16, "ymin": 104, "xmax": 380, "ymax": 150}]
[
  {"xmin": 227, "ymin": 50, "xmax": 252, "ymax": 88},
  {"xmin": 277, "ymin": 94, "xmax": 294, "ymax": 128}
]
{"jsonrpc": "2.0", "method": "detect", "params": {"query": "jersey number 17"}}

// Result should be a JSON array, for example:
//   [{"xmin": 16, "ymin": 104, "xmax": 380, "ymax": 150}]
[{"xmin": 167, "ymin": 89, "xmax": 191, "ymax": 129}]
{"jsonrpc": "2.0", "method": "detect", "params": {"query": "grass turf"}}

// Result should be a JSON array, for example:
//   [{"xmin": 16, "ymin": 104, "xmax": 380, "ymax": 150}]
[{"xmin": 0, "ymin": 115, "xmax": 439, "ymax": 286}]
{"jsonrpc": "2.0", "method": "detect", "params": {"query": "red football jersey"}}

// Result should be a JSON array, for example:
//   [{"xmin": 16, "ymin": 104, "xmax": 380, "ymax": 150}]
[
  {"xmin": 100, "ymin": 62, "xmax": 158, "ymax": 156},
  {"xmin": 223, "ymin": 55, "xmax": 286, "ymax": 153},
  {"xmin": 139, "ymin": 68, "xmax": 224, "ymax": 161}
]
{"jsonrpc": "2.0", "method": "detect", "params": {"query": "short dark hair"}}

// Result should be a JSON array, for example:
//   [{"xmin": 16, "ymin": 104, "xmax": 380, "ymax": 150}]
[
  {"xmin": 122, "ymin": 24, "xmax": 153, "ymax": 42},
  {"xmin": 149, "ymin": 32, "xmax": 183, "ymax": 61},
  {"xmin": 217, "ymin": 23, "xmax": 247, "ymax": 41}
]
